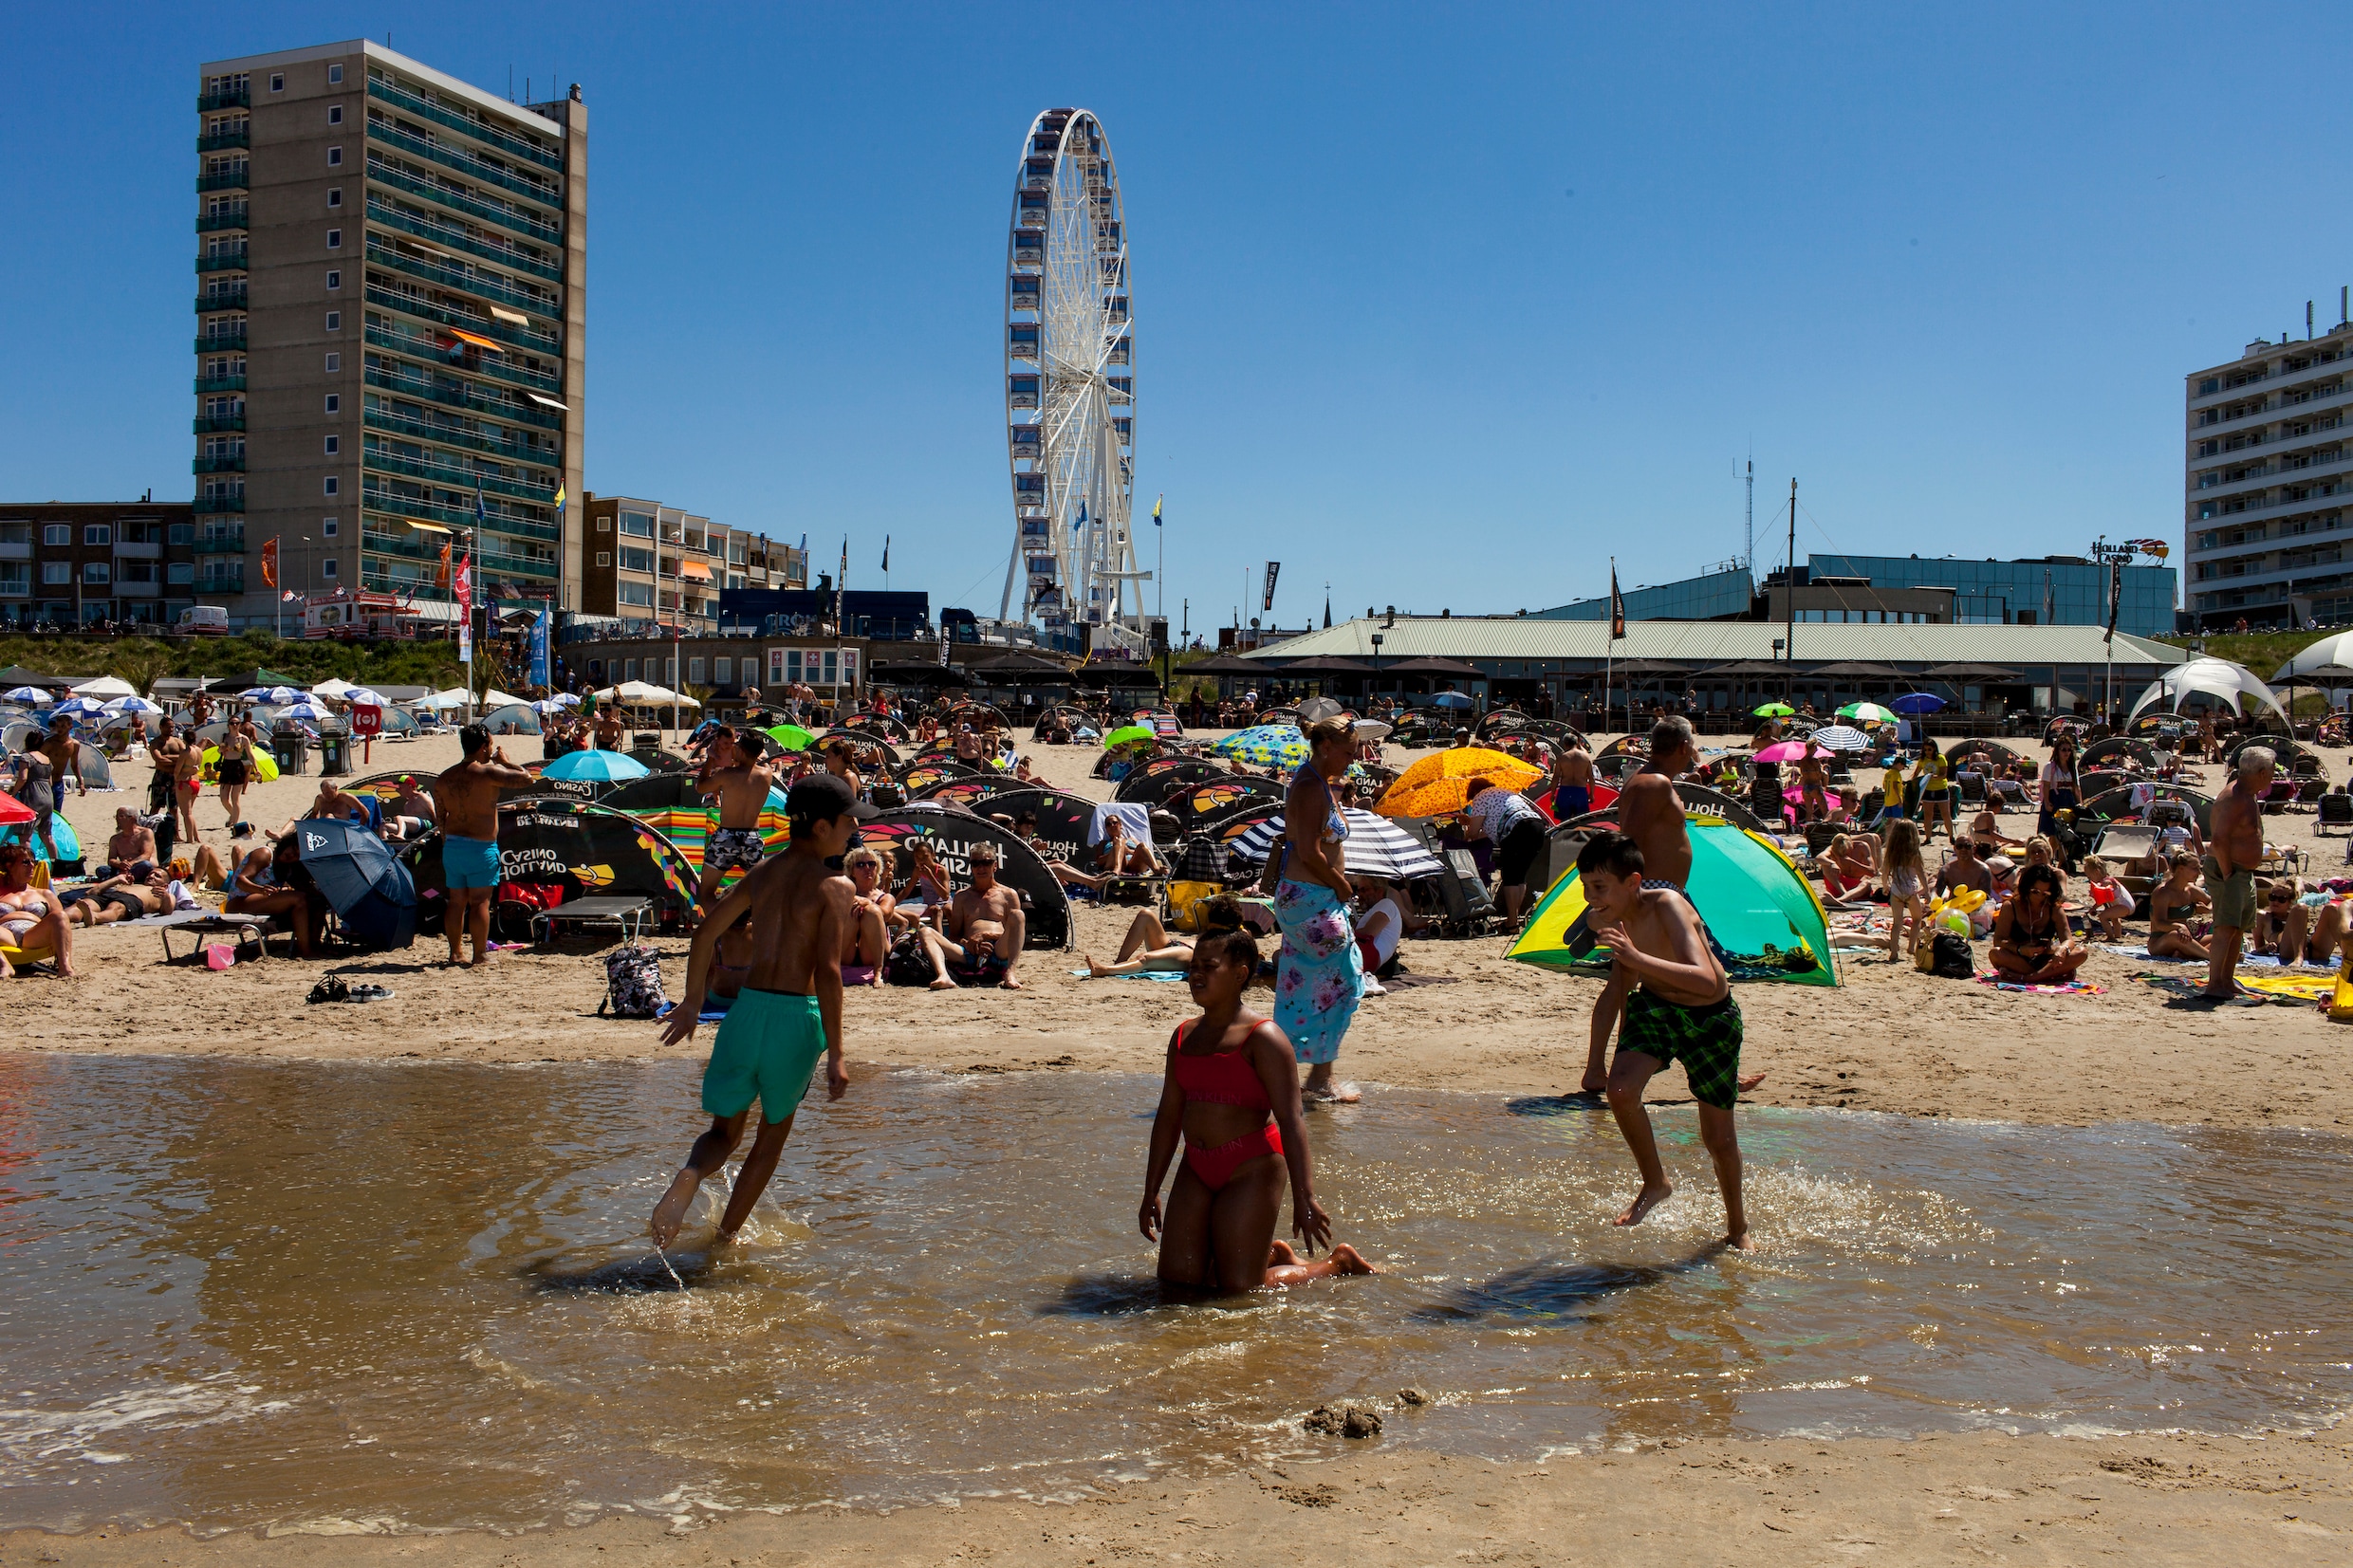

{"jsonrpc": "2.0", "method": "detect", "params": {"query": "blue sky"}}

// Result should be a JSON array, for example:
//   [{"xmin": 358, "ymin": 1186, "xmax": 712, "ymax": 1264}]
[{"xmin": 9, "ymin": 4, "xmax": 2353, "ymax": 633}]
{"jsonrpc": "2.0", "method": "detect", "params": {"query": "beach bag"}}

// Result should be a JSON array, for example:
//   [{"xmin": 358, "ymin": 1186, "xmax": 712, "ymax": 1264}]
[
  {"xmin": 884, "ymin": 930, "xmax": 936, "ymax": 987},
  {"xmin": 1929, "ymin": 932, "xmax": 1975, "ymax": 980},
  {"xmin": 598, "ymin": 943, "xmax": 668, "ymax": 1019},
  {"xmin": 1166, "ymin": 880, "xmax": 1224, "ymax": 931}
]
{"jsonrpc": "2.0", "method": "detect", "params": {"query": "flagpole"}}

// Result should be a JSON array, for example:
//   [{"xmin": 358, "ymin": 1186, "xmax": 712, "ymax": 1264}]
[{"xmin": 1604, "ymin": 555, "xmax": 1616, "ymax": 737}]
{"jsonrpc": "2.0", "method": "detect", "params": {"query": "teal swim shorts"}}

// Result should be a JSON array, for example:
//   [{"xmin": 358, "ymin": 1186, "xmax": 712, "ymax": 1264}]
[{"xmin": 700, "ymin": 987, "xmax": 827, "ymax": 1124}]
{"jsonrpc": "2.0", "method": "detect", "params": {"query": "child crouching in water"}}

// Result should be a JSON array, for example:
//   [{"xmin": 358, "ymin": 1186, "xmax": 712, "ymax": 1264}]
[
  {"xmin": 1580, "ymin": 830, "xmax": 1751, "ymax": 1249},
  {"xmin": 1139, "ymin": 926, "xmax": 1377, "ymax": 1291}
]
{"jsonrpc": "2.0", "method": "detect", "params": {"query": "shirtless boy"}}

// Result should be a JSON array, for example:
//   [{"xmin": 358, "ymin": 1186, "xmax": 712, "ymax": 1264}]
[
  {"xmin": 650, "ymin": 773, "xmax": 865, "ymax": 1249},
  {"xmin": 2201, "ymin": 747, "xmax": 2273, "ymax": 1001},
  {"xmin": 695, "ymin": 729, "xmax": 781, "ymax": 909},
  {"xmin": 1578, "ymin": 830, "xmax": 1750, "ymax": 1249},
  {"xmin": 432, "ymin": 724, "xmax": 532, "ymax": 968}
]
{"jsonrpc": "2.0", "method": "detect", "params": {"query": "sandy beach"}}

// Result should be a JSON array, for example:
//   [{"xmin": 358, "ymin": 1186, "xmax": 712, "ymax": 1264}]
[{"xmin": 9, "ymin": 727, "xmax": 2353, "ymax": 1561}]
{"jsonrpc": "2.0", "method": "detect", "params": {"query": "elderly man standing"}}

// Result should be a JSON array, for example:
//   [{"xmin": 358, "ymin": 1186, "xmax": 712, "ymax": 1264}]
[{"xmin": 2200, "ymin": 745, "xmax": 2274, "ymax": 1002}]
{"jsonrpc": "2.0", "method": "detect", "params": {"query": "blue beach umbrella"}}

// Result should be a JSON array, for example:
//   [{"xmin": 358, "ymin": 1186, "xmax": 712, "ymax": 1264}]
[
  {"xmin": 1890, "ymin": 692, "xmax": 1947, "ymax": 715},
  {"xmin": 1213, "ymin": 723, "xmax": 1309, "ymax": 770},
  {"xmin": 4, "ymin": 687, "xmax": 48, "ymax": 704},
  {"xmin": 542, "ymin": 748, "xmax": 651, "ymax": 783},
  {"xmin": 295, "ymin": 818, "xmax": 417, "ymax": 949}
]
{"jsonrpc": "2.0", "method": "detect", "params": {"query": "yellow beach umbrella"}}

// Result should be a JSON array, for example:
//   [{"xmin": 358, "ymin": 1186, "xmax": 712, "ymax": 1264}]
[{"xmin": 1376, "ymin": 747, "xmax": 1544, "ymax": 818}]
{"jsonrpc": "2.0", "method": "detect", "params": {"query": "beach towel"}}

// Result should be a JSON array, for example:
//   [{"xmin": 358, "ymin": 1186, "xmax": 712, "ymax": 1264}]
[
  {"xmin": 2132, "ymin": 971, "xmax": 2292, "ymax": 1007},
  {"xmin": 1068, "ymin": 968, "xmax": 1187, "ymax": 982},
  {"xmin": 1272, "ymin": 876, "xmax": 1363, "ymax": 1065},
  {"xmin": 1973, "ymin": 973, "xmax": 2105, "ymax": 997},
  {"xmin": 1088, "ymin": 802, "xmax": 1154, "ymax": 847}
]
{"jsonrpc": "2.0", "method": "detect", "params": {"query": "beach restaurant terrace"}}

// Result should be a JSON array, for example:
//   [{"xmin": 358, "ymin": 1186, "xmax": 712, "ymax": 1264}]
[{"xmin": 1237, "ymin": 618, "xmax": 2188, "ymax": 732}]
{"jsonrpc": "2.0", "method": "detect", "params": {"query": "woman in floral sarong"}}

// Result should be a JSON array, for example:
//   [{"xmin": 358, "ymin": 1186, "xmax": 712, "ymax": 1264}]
[{"xmin": 1263, "ymin": 717, "xmax": 1365, "ymax": 1102}]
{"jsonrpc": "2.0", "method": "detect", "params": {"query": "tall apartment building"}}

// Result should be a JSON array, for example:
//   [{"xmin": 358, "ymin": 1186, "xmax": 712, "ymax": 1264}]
[
  {"xmin": 194, "ymin": 42, "xmax": 585, "ymax": 627},
  {"xmin": 2183, "ymin": 318, "xmax": 2353, "ymax": 630},
  {"xmin": 577, "ymin": 493, "xmax": 809, "ymax": 631}
]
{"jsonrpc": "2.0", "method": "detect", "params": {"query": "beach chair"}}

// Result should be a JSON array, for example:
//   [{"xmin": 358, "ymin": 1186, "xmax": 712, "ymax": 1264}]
[
  {"xmin": 2319, "ymin": 792, "xmax": 2353, "ymax": 836},
  {"xmin": 0, "ymin": 863, "xmax": 59, "ymax": 973}
]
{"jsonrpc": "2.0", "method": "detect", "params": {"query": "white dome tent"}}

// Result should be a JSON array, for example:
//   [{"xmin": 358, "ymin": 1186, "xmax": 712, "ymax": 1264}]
[{"xmin": 2129, "ymin": 656, "xmax": 2291, "ymax": 728}]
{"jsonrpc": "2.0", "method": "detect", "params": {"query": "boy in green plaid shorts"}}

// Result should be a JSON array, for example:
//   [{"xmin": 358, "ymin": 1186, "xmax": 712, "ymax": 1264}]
[{"xmin": 1579, "ymin": 832, "xmax": 1751, "ymax": 1249}]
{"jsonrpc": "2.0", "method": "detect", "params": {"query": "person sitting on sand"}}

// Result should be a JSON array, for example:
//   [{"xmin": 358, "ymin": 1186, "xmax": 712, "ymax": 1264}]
[
  {"xmin": 2145, "ymin": 851, "xmax": 2211, "ymax": 960},
  {"xmin": 1352, "ymin": 872, "xmax": 1405, "ymax": 989},
  {"xmin": 1083, "ymin": 895, "xmax": 1272, "ymax": 977},
  {"xmin": 2080, "ymin": 855, "xmax": 2130, "ymax": 944},
  {"xmin": 96, "ymin": 807, "xmax": 157, "ymax": 880},
  {"xmin": 1576, "ymin": 831, "xmax": 1751, "ymax": 1248},
  {"xmin": 224, "ymin": 835, "xmax": 321, "ymax": 959},
  {"xmin": 838, "ymin": 846, "xmax": 892, "ymax": 987},
  {"xmin": 915, "ymin": 841, "xmax": 1026, "ymax": 988},
  {"xmin": 0, "ymin": 843, "xmax": 76, "ymax": 976},
  {"xmin": 2251, "ymin": 881, "xmax": 2350, "ymax": 968},
  {"xmin": 1817, "ymin": 833, "xmax": 1878, "ymax": 902},
  {"xmin": 1963, "ymin": 806, "xmax": 2026, "ymax": 852},
  {"xmin": 1138, "ymin": 925, "xmax": 1376, "ymax": 1292},
  {"xmin": 1989, "ymin": 863, "xmax": 2085, "ymax": 983}
]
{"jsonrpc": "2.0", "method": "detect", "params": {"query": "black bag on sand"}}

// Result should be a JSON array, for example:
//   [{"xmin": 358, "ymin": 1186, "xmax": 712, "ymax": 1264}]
[
  {"xmin": 885, "ymin": 930, "xmax": 936, "ymax": 987},
  {"xmin": 599, "ymin": 944, "xmax": 669, "ymax": 1018},
  {"xmin": 1930, "ymin": 932, "xmax": 1975, "ymax": 979}
]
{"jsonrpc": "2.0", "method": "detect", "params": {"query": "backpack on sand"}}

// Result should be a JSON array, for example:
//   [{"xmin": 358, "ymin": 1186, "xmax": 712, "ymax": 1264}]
[
  {"xmin": 599, "ymin": 944, "xmax": 669, "ymax": 1018},
  {"xmin": 1929, "ymin": 932, "xmax": 1975, "ymax": 980}
]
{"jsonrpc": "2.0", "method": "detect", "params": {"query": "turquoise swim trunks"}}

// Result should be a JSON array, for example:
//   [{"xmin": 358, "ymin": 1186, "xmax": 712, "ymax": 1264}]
[{"xmin": 700, "ymin": 987, "xmax": 827, "ymax": 1124}]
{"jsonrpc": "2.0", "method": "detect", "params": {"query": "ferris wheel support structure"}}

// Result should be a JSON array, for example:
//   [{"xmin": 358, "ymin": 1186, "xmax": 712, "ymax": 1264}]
[{"xmin": 997, "ymin": 108, "xmax": 1142, "ymax": 653}]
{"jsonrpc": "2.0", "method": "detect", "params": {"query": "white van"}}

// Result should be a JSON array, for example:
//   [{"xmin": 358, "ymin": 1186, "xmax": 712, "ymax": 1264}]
[{"xmin": 175, "ymin": 606, "xmax": 230, "ymax": 635}]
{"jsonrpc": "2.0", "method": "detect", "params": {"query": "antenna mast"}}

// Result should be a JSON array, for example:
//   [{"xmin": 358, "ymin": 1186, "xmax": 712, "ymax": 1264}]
[{"xmin": 1745, "ymin": 457, "xmax": 1754, "ymax": 572}]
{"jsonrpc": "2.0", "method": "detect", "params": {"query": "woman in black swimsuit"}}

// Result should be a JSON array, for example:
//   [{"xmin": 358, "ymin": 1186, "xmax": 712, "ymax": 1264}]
[{"xmin": 1991, "ymin": 863, "xmax": 2086, "ymax": 982}]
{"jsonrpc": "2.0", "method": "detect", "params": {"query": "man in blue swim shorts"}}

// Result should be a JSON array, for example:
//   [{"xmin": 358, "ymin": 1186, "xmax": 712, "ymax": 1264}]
[
  {"xmin": 432, "ymin": 724, "xmax": 532, "ymax": 967},
  {"xmin": 652, "ymin": 773, "xmax": 874, "ymax": 1249}
]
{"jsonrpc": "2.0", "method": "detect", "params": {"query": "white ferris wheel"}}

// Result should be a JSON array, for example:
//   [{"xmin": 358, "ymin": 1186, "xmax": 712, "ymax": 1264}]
[{"xmin": 998, "ymin": 108, "xmax": 1143, "ymax": 649}]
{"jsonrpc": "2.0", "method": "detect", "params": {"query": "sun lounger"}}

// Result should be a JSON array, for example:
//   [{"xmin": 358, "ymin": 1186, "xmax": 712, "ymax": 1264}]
[
  {"xmin": 530, "ymin": 895, "xmax": 655, "ymax": 945},
  {"xmin": 158, "ymin": 912, "xmax": 269, "ymax": 966}
]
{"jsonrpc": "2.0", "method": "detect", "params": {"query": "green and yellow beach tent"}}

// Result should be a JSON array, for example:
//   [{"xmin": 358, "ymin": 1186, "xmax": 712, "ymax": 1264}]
[{"xmin": 1508, "ymin": 814, "xmax": 1838, "ymax": 986}]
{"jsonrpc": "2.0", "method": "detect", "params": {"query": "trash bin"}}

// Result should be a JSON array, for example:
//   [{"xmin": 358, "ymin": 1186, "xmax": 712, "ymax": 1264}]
[
  {"xmin": 319, "ymin": 725, "xmax": 350, "ymax": 777},
  {"xmin": 271, "ymin": 728, "xmax": 307, "ymax": 776}
]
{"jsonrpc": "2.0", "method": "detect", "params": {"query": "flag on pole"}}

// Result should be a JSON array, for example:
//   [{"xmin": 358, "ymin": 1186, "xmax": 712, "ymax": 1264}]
[
  {"xmin": 436, "ymin": 543, "xmax": 453, "ymax": 586},
  {"xmin": 1609, "ymin": 563, "xmax": 1627, "ymax": 639},
  {"xmin": 1152, "ymin": 494, "xmax": 1163, "ymax": 526},
  {"xmin": 553, "ymin": 482, "xmax": 566, "ymax": 516},
  {"xmin": 880, "ymin": 535, "xmax": 890, "ymax": 572},
  {"xmin": 836, "ymin": 536, "xmax": 847, "ymax": 627},
  {"xmin": 2103, "ymin": 561, "xmax": 2121, "ymax": 646},
  {"xmin": 260, "ymin": 536, "xmax": 279, "ymax": 588}
]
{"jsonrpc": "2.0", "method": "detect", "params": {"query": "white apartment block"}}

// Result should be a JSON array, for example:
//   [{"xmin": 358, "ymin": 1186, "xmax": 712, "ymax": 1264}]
[{"xmin": 2184, "ymin": 316, "xmax": 2353, "ymax": 630}]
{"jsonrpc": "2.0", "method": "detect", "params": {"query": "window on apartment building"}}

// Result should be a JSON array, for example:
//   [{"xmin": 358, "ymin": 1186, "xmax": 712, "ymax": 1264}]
[
  {"xmin": 321, "ymin": 559, "xmax": 337, "ymax": 580},
  {"xmin": 41, "ymin": 562, "xmax": 69, "ymax": 585},
  {"xmin": 323, "ymin": 476, "xmax": 339, "ymax": 496},
  {"xmin": 328, "ymin": 104, "xmax": 343, "ymax": 124},
  {"xmin": 326, "ymin": 229, "xmax": 342, "ymax": 249},
  {"xmin": 84, "ymin": 525, "xmax": 110, "ymax": 545},
  {"xmin": 324, "ymin": 435, "xmax": 339, "ymax": 455},
  {"xmin": 324, "ymin": 394, "xmax": 339, "ymax": 413},
  {"xmin": 714, "ymin": 657, "xmax": 732, "ymax": 685},
  {"xmin": 596, "ymin": 517, "xmax": 612, "ymax": 532},
  {"xmin": 169, "ymin": 563, "xmax": 195, "ymax": 585},
  {"xmin": 324, "ymin": 311, "xmax": 341, "ymax": 332},
  {"xmin": 620, "ymin": 511, "xmax": 654, "ymax": 538},
  {"xmin": 83, "ymin": 563, "xmax": 109, "ymax": 585},
  {"xmin": 619, "ymin": 545, "xmax": 654, "ymax": 573},
  {"xmin": 617, "ymin": 581, "xmax": 654, "ymax": 608},
  {"xmin": 322, "ymin": 518, "xmax": 338, "ymax": 537},
  {"xmin": 325, "ymin": 270, "xmax": 341, "ymax": 291},
  {"xmin": 324, "ymin": 353, "xmax": 340, "ymax": 371},
  {"xmin": 623, "ymin": 659, "xmax": 639, "ymax": 681},
  {"xmin": 270, "ymin": 73, "xmax": 285, "ymax": 92},
  {"xmin": 595, "ymin": 551, "xmax": 610, "ymax": 567},
  {"xmin": 327, "ymin": 187, "xmax": 342, "ymax": 208},
  {"xmin": 42, "ymin": 525, "xmax": 67, "ymax": 546},
  {"xmin": 688, "ymin": 658, "xmax": 707, "ymax": 685},
  {"xmin": 168, "ymin": 523, "xmax": 194, "ymax": 544},
  {"xmin": 327, "ymin": 146, "xmax": 342, "ymax": 166}
]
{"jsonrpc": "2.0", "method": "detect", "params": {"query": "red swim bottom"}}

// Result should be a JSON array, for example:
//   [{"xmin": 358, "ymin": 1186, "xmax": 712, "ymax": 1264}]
[{"xmin": 1183, "ymin": 1122, "xmax": 1283, "ymax": 1191}]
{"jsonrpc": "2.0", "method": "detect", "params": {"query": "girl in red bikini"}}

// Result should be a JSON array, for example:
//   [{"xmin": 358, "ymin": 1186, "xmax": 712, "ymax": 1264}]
[{"xmin": 1139, "ymin": 928, "xmax": 1377, "ymax": 1292}]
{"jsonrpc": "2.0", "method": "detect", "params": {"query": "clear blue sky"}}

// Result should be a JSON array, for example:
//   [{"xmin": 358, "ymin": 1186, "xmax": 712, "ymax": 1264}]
[{"xmin": 9, "ymin": 4, "xmax": 2351, "ymax": 633}]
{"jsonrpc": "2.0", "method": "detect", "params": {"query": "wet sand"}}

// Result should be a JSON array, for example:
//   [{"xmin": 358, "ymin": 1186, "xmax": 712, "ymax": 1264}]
[{"xmin": 13, "ymin": 726, "xmax": 2353, "ymax": 1561}]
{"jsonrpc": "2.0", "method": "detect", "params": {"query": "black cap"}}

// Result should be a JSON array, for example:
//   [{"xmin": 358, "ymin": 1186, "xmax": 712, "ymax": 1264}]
[{"xmin": 786, "ymin": 772, "xmax": 879, "ymax": 821}]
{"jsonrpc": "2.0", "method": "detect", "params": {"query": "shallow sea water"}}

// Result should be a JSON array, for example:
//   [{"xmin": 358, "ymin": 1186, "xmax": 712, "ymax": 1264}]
[{"xmin": 0, "ymin": 1055, "xmax": 2348, "ymax": 1534}]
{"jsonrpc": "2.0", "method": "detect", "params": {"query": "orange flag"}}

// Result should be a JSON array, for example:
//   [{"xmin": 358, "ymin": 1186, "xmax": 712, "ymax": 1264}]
[
  {"xmin": 437, "ymin": 543, "xmax": 453, "ymax": 587},
  {"xmin": 260, "ymin": 536, "xmax": 279, "ymax": 588}
]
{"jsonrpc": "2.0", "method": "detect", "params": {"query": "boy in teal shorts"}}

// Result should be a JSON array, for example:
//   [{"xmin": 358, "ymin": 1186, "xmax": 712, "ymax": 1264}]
[{"xmin": 651, "ymin": 773, "xmax": 873, "ymax": 1248}]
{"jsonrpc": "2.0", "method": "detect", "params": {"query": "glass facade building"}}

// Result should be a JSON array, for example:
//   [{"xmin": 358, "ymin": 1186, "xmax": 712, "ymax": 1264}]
[{"xmin": 1805, "ymin": 555, "xmax": 2176, "ymax": 636}]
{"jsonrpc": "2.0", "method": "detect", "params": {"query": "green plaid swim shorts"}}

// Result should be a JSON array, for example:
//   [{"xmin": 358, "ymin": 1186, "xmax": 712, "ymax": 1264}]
[{"xmin": 1619, "ymin": 987, "xmax": 1744, "ymax": 1110}]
